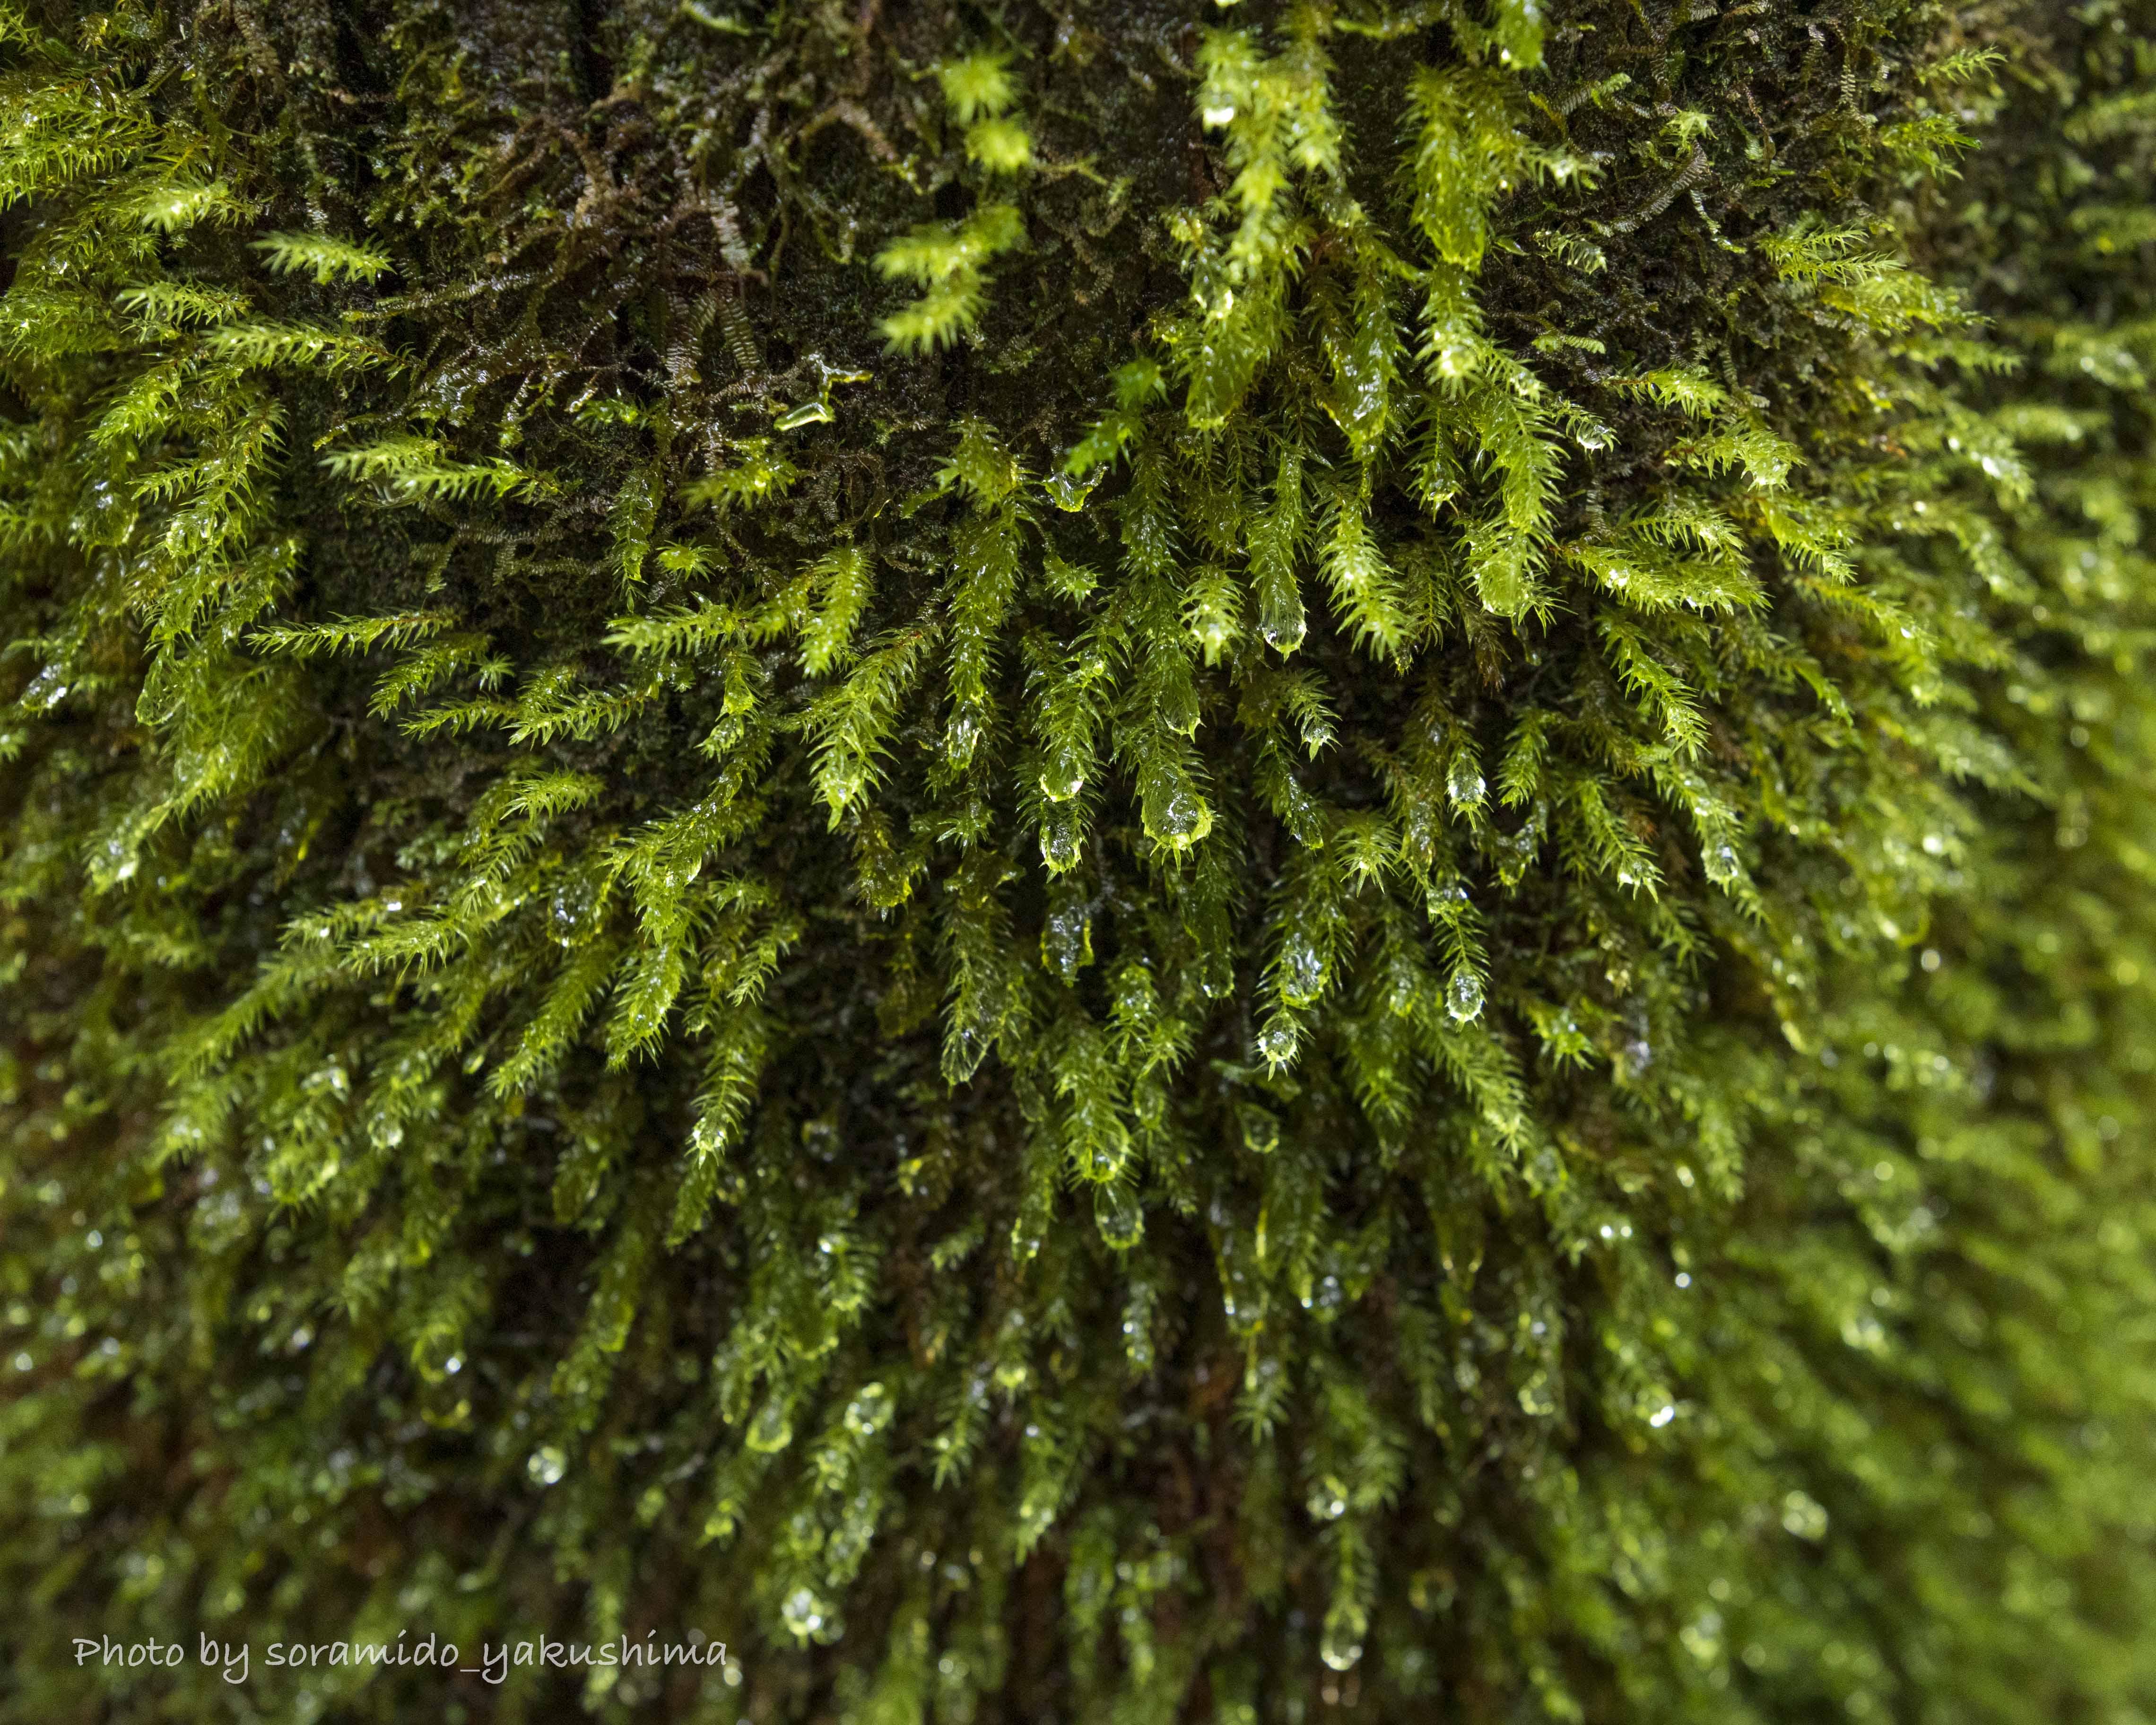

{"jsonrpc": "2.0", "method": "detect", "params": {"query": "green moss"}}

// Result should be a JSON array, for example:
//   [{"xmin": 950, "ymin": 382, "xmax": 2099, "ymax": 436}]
[{"xmin": 1, "ymin": 0, "xmax": 2152, "ymax": 1720}]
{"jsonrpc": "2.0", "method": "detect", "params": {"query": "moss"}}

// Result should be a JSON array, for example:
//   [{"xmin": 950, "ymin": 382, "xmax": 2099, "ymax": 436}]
[{"xmin": 2, "ymin": 0, "xmax": 2153, "ymax": 1720}]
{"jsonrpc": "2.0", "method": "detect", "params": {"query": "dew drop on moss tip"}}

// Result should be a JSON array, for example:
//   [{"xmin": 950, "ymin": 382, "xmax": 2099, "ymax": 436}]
[
  {"xmin": 1281, "ymin": 932, "xmax": 1327, "ymax": 1006},
  {"xmin": 1043, "ymin": 470, "xmax": 1100, "ymax": 512},
  {"xmin": 747, "ymin": 1402, "xmax": 793, "ymax": 1454},
  {"xmin": 1447, "ymin": 970, "xmax": 1486, "ymax": 1023},
  {"xmin": 781, "ymin": 1587, "xmax": 829, "ymax": 1639},
  {"xmin": 1319, "ymin": 1631, "xmax": 1364, "ymax": 1672},
  {"xmin": 842, "ymin": 1384, "xmax": 891, "ymax": 1438},
  {"xmin": 1039, "ymin": 750, "xmax": 1086, "ymax": 802},
  {"xmin": 1147, "ymin": 789, "xmax": 1209, "ymax": 846},
  {"xmin": 1040, "ymin": 816, "xmax": 1083, "ymax": 871},
  {"xmin": 1094, "ymin": 1186, "xmax": 1144, "ymax": 1250},
  {"xmin": 1042, "ymin": 906, "xmax": 1092, "ymax": 979}
]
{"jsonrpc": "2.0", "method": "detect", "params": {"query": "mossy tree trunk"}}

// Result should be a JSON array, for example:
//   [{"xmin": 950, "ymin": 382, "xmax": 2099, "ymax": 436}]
[{"xmin": 1, "ymin": 1, "xmax": 2153, "ymax": 1721}]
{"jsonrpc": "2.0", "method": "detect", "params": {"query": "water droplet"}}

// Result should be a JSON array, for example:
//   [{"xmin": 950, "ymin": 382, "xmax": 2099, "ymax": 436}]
[
  {"xmin": 527, "ymin": 1446, "xmax": 566, "ymax": 1486},
  {"xmin": 1446, "ymin": 756, "xmax": 1486, "ymax": 807},
  {"xmin": 1044, "ymin": 469, "xmax": 1102, "ymax": 513},
  {"xmin": 782, "ymin": 1587, "xmax": 829, "ymax": 1638},
  {"xmin": 23, "ymin": 666, "xmax": 70, "ymax": 710},
  {"xmin": 1320, "ymin": 1632, "xmax": 1364, "ymax": 1673},
  {"xmin": 1144, "ymin": 785, "xmax": 1211, "ymax": 848},
  {"xmin": 1042, "ymin": 904, "xmax": 1093, "ymax": 981},
  {"xmin": 1040, "ymin": 812, "xmax": 1084, "ymax": 871},
  {"xmin": 1447, "ymin": 969, "xmax": 1486, "ymax": 1023},
  {"xmin": 1256, "ymin": 561, "xmax": 1309, "ymax": 653},
  {"xmin": 1255, "ymin": 1022, "xmax": 1297, "ymax": 1066},
  {"xmin": 1307, "ymin": 1479, "xmax": 1350, "ymax": 1521},
  {"xmin": 549, "ymin": 882, "xmax": 591, "ymax": 942},
  {"xmin": 843, "ymin": 1383, "xmax": 892, "ymax": 1438},
  {"xmin": 1039, "ymin": 747, "xmax": 1086, "ymax": 802},
  {"xmin": 1094, "ymin": 1185, "xmax": 1144, "ymax": 1251},
  {"xmin": 747, "ymin": 1401, "xmax": 794, "ymax": 1453},
  {"xmin": 1280, "ymin": 932, "xmax": 1327, "ymax": 1006}
]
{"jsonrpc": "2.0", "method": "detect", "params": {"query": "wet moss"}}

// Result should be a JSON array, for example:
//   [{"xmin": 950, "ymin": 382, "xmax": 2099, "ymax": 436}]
[{"xmin": 2, "ymin": 1, "xmax": 2154, "ymax": 1721}]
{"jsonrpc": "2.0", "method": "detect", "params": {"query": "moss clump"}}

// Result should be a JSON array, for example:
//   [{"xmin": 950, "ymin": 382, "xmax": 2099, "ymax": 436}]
[{"xmin": 2, "ymin": 0, "xmax": 2152, "ymax": 1720}]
